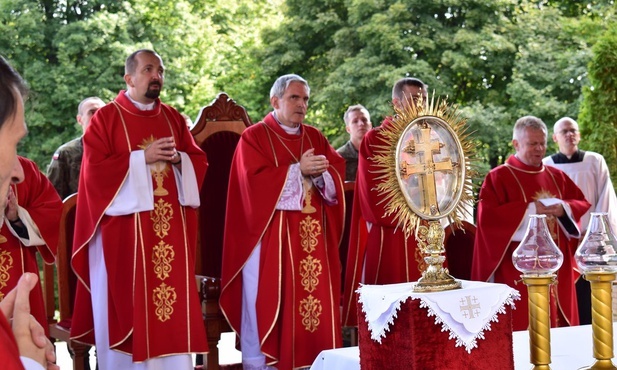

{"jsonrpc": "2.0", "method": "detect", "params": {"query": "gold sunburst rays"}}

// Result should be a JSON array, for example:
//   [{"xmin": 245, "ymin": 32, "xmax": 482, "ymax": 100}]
[{"xmin": 371, "ymin": 93, "xmax": 478, "ymax": 239}]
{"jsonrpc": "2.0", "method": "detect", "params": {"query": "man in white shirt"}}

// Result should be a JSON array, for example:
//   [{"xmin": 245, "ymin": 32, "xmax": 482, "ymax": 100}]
[{"xmin": 543, "ymin": 116, "xmax": 617, "ymax": 324}]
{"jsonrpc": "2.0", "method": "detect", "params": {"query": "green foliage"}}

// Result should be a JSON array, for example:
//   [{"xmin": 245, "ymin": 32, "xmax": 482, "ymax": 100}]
[
  {"xmin": 1, "ymin": 0, "xmax": 616, "ymax": 177},
  {"xmin": 578, "ymin": 23, "xmax": 617, "ymax": 184},
  {"xmin": 1, "ymin": 0, "xmax": 282, "ymax": 169},
  {"xmin": 240, "ymin": 0, "xmax": 614, "ymax": 167}
]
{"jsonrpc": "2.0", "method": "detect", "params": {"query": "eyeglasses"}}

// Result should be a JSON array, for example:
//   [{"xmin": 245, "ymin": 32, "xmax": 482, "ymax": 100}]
[{"xmin": 559, "ymin": 129, "xmax": 579, "ymax": 135}]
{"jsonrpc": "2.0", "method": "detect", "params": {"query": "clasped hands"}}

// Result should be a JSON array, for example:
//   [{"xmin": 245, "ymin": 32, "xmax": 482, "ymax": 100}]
[
  {"xmin": 300, "ymin": 149, "xmax": 329, "ymax": 177},
  {"xmin": 144, "ymin": 137, "xmax": 181, "ymax": 165},
  {"xmin": 5, "ymin": 187, "xmax": 19, "ymax": 222},
  {"xmin": 535, "ymin": 200, "xmax": 565, "ymax": 218},
  {"xmin": 0, "ymin": 273, "xmax": 58, "ymax": 370}
]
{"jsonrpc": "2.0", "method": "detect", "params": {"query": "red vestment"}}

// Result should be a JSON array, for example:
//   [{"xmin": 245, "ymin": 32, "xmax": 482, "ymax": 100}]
[
  {"xmin": 70, "ymin": 91, "xmax": 208, "ymax": 360},
  {"xmin": 220, "ymin": 113, "xmax": 345, "ymax": 369},
  {"xmin": 342, "ymin": 118, "xmax": 423, "ymax": 327},
  {"xmin": 0, "ymin": 313, "xmax": 23, "ymax": 370},
  {"xmin": 0, "ymin": 156, "xmax": 61, "ymax": 333},
  {"xmin": 472, "ymin": 155, "xmax": 590, "ymax": 330}
]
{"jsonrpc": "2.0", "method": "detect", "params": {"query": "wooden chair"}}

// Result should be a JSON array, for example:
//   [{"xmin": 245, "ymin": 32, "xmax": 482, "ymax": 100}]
[
  {"xmin": 443, "ymin": 220, "xmax": 476, "ymax": 280},
  {"xmin": 43, "ymin": 193, "xmax": 91, "ymax": 370},
  {"xmin": 191, "ymin": 93, "xmax": 252, "ymax": 369}
]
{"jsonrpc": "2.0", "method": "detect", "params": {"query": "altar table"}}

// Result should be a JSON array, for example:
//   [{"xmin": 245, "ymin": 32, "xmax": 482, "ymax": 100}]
[{"xmin": 310, "ymin": 323, "xmax": 617, "ymax": 370}]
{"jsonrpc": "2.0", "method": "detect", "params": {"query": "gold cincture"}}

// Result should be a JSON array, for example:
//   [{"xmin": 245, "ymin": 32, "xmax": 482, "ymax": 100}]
[{"xmin": 371, "ymin": 94, "xmax": 477, "ymax": 292}]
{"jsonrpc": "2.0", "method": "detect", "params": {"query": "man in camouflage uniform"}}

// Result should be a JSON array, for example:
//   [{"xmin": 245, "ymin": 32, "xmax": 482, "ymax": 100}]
[{"xmin": 47, "ymin": 97, "xmax": 105, "ymax": 199}]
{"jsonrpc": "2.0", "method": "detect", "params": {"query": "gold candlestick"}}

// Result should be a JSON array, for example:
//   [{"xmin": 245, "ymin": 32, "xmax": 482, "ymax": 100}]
[
  {"xmin": 579, "ymin": 272, "xmax": 617, "ymax": 370},
  {"xmin": 522, "ymin": 274, "xmax": 556, "ymax": 370}
]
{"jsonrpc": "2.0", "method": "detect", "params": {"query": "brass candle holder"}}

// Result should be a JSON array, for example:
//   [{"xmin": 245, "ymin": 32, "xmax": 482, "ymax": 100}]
[
  {"xmin": 575, "ymin": 212, "xmax": 617, "ymax": 370},
  {"xmin": 522, "ymin": 274, "xmax": 556, "ymax": 370},
  {"xmin": 580, "ymin": 272, "xmax": 617, "ymax": 370},
  {"xmin": 513, "ymin": 214, "xmax": 565, "ymax": 370}
]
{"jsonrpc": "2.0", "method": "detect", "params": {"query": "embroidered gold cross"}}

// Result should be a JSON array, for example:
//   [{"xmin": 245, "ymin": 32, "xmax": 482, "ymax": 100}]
[{"xmin": 459, "ymin": 295, "xmax": 481, "ymax": 319}]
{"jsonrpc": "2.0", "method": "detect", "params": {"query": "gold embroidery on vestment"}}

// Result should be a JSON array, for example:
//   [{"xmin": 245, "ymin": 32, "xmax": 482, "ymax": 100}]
[
  {"xmin": 152, "ymin": 241, "xmax": 175, "ymax": 280},
  {"xmin": 300, "ymin": 255, "xmax": 322, "ymax": 293},
  {"xmin": 139, "ymin": 135, "xmax": 171, "ymax": 196},
  {"xmin": 299, "ymin": 294, "xmax": 322, "ymax": 332},
  {"xmin": 0, "ymin": 234, "xmax": 6, "ymax": 243},
  {"xmin": 301, "ymin": 179, "xmax": 316, "ymax": 214},
  {"xmin": 152, "ymin": 282, "xmax": 177, "ymax": 322},
  {"xmin": 300, "ymin": 216, "xmax": 321, "ymax": 253},
  {"xmin": 533, "ymin": 189, "xmax": 559, "ymax": 239},
  {"xmin": 0, "ymin": 250, "xmax": 13, "ymax": 299},
  {"xmin": 151, "ymin": 199, "xmax": 173, "ymax": 239}
]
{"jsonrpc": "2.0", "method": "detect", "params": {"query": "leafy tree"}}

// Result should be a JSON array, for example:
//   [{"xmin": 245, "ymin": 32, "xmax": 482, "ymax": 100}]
[
  {"xmin": 241, "ymin": 0, "xmax": 614, "ymax": 174},
  {"xmin": 0, "ymin": 0, "xmax": 282, "ymax": 168},
  {"xmin": 578, "ymin": 24, "xmax": 617, "ymax": 184}
]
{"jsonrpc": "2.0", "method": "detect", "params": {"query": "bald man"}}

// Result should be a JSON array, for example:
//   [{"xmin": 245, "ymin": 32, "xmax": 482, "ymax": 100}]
[{"xmin": 543, "ymin": 116, "xmax": 617, "ymax": 324}]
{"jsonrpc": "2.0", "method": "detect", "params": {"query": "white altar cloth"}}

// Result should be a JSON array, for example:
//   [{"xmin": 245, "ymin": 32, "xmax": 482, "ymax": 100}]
[{"xmin": 358, "ymin": 280, "xmax": 519, "ymax": 352}]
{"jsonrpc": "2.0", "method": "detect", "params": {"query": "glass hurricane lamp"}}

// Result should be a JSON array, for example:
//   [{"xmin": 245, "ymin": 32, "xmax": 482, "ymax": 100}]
[
  {"xmin": 575, "ymin": 212, "xmax": 617, "ymax": 274},
  {"xmin": 512, "ymin": 214, "xmax": 563, "ymax": 275}
]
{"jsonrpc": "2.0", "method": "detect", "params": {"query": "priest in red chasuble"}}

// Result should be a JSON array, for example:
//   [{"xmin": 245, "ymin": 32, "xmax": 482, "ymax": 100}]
[
  {"xmin": 0, "ymin": 156, "xmax": 61, "ymax": 333},
  {"xmin": 0, "ymin": 54, "xmax": 58, "ymax": 370},
  {"xmin": 472, "ymin": 116, "xmax": 590, "ymax": 331},
  {"xmin": 220, "ymin": 74, "xmax": 346, "ymax": 370},
  {"xmin": 70, "ymin": 49, "xmax": 208, "ymax": 369},
  {"xmin": 342, "ymin": 77, "xmax": 429, "ymax": 327}
]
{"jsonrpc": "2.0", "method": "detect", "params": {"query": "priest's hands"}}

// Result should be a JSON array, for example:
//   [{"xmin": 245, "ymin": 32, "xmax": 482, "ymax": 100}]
[
  {"xmin": 300, "ymin": 149, "xmax": 329, "ymax": 177},
  {"xmin": 535, "ymin": 201, "xmax": 565, "ymax": 218},
  {"xmin": 144, "ymin": 137, "xmax": 178, "ymax": 165},
  {"xmin": 5, "ymin": 187, "xmax": 18, "ymax": 222},
  {"xmin": 0, "ymin": 273, "xmax": 58, "ymax": 370}
]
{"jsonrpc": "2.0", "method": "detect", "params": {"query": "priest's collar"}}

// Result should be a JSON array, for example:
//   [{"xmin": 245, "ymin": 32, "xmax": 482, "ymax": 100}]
[
  {"xmin": 272, "ymin": 112, "xmax": 301, "ymax": 135},
  {"xmin": 551, "ymin": 150, "xmax": 585, "ymax": 164},
  {"xmin": 506, "ymin": 154, "xmax": 545, "ymax": 174},
  {"xmin": 124, "ymin": 91, "xmax": 156, "ymax": 111}
]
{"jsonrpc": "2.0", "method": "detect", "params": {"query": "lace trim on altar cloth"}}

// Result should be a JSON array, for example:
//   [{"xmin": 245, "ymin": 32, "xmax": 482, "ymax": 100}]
[{"xmin": 358, "ymin": 280, "xmax": 520, "ymax": 353}]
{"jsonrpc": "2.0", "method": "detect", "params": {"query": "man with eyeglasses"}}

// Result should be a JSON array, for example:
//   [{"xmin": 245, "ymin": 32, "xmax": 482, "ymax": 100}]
[
  {"xmin": 472, "ymin": 116, "xmax": 590, "ymax": 331},
  {"xmin": 543, "ymin": 116, "xmax": 617, "ymax": 325}
]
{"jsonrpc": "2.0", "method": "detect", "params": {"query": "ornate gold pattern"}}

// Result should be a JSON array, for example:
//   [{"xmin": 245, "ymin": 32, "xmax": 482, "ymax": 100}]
[
  {"xmin": 300, "ymin": 216, "xmax": 321, "ymax": 253},
  {"xmin": 299, "ymin": 294, "xmax": 322, "ymax": 333},
  {"xmin": 151, "ymin": 198, "xmax": 174, "ymax": 239},
  {"xmin": 152, "ymin": 283, "xmax": 177, "ymax": 322},
  {"xmin": 301, "ymin": 179, "xmax": 317, "ymax": 214},
  {"xmin": 0, "ymin": 234, "xmax": 7, "ymax": 243},
  {"xmin": 0, "ymin": 250, "xmax": 14, "ymax": 297},
  {"xmin": 152, "ymin": 241, "xmax": 175, "ymax": 280},
  {"xmin": 370, "ymin": 94, "xmax": 477, "ymax": 239},
  {"xmin": 300, "ymin": 255, "xmax": 322, "ymax": 293},
  {"xmin": 139, "ymin": 135, "xmax": 171, "ymax": 196},
  {"xmin": 533, "ymin": 190, "xmax": 558, "ymax": 239}
]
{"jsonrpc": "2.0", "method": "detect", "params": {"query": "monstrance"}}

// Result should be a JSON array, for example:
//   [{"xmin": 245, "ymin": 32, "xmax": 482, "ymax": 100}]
[{"xmin": 372, "ymin": 94, "xmax": 476, "ymax": 292}]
